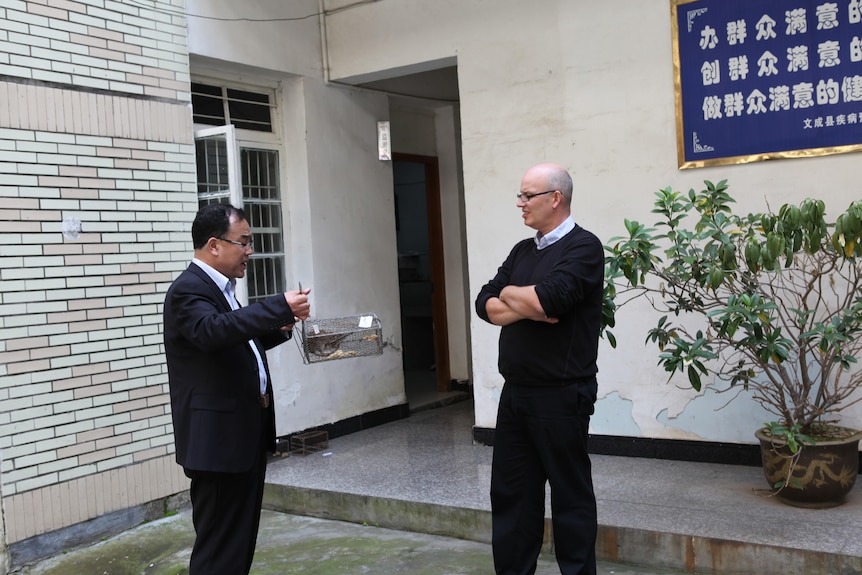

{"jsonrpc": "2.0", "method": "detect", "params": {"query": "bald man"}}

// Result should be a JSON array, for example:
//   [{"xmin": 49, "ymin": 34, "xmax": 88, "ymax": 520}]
[{"xmin": 476, "ymin": 163, "xmax": 604, "ymax": 575}]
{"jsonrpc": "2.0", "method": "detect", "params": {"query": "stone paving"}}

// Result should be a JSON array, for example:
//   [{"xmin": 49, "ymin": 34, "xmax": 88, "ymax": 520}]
[{"xmin": 15, "ymin": 508, "xmax": 688, "ymax": 575}]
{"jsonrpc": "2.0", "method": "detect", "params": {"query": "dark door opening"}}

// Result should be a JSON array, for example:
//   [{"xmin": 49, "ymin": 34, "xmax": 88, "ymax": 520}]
[{"xmin": 393, "ymin": 155, "xmax": 451, "ymax": 406}]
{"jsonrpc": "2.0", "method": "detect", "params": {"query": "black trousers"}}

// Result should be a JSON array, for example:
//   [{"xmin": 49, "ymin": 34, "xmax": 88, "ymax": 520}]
[
  {"xmin": 490, "ymin": 381, "xmax": 598, "ymax": 575},
  {"xmin": 186, "ymin": 446, "xmax": 268, "ymax": 575}
]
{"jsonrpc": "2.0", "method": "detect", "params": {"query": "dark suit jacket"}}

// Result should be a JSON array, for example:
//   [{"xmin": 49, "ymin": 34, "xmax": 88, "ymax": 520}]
[{"xmin": 163, "ymin": 263, "xmax": 294, "ymax": 473}]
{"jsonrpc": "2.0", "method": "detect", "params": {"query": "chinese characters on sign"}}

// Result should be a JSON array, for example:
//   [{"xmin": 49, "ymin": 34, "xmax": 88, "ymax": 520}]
[{"xmin": 672, "ymin": 0, "xmax": 862, "ymax": 168}]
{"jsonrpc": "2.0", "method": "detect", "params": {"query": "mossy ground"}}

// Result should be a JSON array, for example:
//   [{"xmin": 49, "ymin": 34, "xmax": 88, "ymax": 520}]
[{"xmin": 15, "ymin": 509, "xmax": 684, "ymax": 575}]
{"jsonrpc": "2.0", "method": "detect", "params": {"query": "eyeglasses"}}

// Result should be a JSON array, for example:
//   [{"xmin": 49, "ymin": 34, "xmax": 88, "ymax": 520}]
[
  {"xmin": 516, "ymin": 190, "xmax": 556, "ymax": 202},
  {"xmin": 217, "ymin": 236, "xmax": 254, "ymax": 248}
]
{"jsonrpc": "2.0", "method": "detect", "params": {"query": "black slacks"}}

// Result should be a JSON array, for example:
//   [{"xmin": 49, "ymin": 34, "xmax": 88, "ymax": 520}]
[
  {"xmin": 490, "ymin": 380, "xmax": 598, "ymax": 575},
  {"xmin": 186, "ymin": 446, "xmax": 268, "ymax": 575}
]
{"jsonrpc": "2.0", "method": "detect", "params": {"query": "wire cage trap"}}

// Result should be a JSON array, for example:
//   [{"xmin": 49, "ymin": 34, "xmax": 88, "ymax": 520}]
[{"xmin": 297, "ymin": 314, "xmax": 382, "ymax": 364}]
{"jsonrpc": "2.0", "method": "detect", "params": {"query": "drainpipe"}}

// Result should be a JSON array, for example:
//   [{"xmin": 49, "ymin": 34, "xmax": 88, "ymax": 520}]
[{"xmin": 318, "ymin": 0, "xmax": 331, "ymax": 84}]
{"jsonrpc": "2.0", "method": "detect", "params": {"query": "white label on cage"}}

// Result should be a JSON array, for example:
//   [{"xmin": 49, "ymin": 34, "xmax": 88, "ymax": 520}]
[
  {"xmin": 312, "ymin": 324, "xmax": 320, "ymax": 334},
  {"xmin": 358, "ymin": 316, "xmax": 373, "ymax": 328}
]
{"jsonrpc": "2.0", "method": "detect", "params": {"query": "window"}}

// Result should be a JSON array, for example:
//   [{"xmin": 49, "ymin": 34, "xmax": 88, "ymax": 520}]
[
  {"xmin": 191, "ymin": 82, "xmax": 274, "ymax": 133},
  {"xmin": 195, "ymin": 137, "xmax": 231, "ymax": 205},
  {"xmin": 193, "ymin": 89, "xmax": 286, "ymax": 305},
  {"xmin": 241, "ymin": 148, "xmax": 285, "ymax": 303}
]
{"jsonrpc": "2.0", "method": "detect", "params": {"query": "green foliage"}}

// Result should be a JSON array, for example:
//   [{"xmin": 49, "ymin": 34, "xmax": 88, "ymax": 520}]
[
  {"xmin": 603, "ymin": 180, "xmax": 862, "ymax": 435},
  {"xmin": 763, "ymin": 422, "xmax": 815, "ymax": 490},
  {"xmin": 763, "ymin": 421, "xmax": 813, "ymax": 455}
]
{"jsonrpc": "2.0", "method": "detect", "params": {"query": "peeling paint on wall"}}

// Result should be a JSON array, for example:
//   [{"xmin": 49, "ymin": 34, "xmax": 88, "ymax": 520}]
[
  {"xmin": 656, "ymin": 387, "xmax": 772, "ymax": 444},
  {"xmin": 592, "ymin": 392, "xmax": 641, "ymax": 436}
]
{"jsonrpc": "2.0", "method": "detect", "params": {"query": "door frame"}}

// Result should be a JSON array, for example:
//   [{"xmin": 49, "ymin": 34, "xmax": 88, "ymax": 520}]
[{"xmin": 393, "ymin": 153, "xmax": 451, "ymax": 392}]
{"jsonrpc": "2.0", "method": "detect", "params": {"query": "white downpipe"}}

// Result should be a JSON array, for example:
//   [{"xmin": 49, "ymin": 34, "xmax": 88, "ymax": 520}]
[{"xmin": 318, "ymin": 0, "xmax": 331, "ymax": 84}]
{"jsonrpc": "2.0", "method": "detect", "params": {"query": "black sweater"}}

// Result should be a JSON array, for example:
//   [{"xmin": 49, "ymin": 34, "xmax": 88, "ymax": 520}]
[{"xmin": 475, "ymin": 225, "xmax": 604, "ymax": 385}]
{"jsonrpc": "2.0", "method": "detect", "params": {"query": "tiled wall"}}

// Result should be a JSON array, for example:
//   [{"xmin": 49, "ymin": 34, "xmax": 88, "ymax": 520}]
[
  {"xmin": 0, "ymin": 0, "xmax": 194, "ymax": 545},
  {"xmin": 0, "ymin": 0, "xmax": 190, "ymax": 101}
]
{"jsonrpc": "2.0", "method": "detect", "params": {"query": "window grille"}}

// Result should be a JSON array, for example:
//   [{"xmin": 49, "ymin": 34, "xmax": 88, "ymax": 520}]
[
  {"xmin": 191, "ymin": 82, "xmax": 274, "ymax": 133},
  {"xmin": 241, "ymin": 148, "xmax": 285, "ymax": 303},
  {"xmin": 193, "ymin": 132, "xmax": 286, "ymax": 303}
]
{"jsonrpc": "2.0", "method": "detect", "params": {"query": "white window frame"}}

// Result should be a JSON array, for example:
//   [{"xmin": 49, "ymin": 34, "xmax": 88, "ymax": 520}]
[{"xmin": 191, "ymin": 76, "xmax": 288, "ymax": 305}]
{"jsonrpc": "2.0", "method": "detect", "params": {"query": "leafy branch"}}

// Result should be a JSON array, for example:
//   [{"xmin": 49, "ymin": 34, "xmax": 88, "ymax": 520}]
[{"xmin": 602, "ymin": 180, "xmax": 862, "ymax": 434}]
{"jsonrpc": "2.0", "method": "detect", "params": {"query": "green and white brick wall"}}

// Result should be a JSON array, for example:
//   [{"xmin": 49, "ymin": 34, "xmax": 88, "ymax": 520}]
[{"xmin": 0, "ymin": 0, "xmax": 194, "ymax": 545}]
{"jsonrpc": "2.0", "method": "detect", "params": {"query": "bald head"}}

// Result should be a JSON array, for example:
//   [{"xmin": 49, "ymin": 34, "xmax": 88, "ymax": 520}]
[
  {"xmin": 523, "ymin": 163, "xmax": 573, "ymax": 208},
  {"xmin": 518, "ymin": 163, "xmax": 574, "ymax": 235}
]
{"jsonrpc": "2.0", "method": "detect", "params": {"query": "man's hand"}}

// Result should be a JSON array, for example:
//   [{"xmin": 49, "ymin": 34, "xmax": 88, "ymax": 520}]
[
  {"xmin": 284, "ymin": 288, "xmax": 311, "ymax": 321},
  {"xmin": 485, "ymin": 297, "xmax": 522, "ymax": 326}
]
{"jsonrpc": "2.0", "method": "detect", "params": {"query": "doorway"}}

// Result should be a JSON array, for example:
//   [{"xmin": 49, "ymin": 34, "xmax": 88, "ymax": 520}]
[{"xmin": 393, "ymin": 154, "xmax": 452, "ymax": 408}]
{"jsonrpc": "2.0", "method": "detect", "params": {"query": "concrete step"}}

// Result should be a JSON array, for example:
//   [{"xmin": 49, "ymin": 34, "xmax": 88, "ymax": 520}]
[{"xmin": 264, "ymin": 400, "xmax": 862, "ymax": 575}]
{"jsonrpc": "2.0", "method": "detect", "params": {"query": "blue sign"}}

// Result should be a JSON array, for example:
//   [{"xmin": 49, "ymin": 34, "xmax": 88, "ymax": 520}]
[{"xmin": 673, "ymin": 0, "xmax": 862, "ymax": 168}]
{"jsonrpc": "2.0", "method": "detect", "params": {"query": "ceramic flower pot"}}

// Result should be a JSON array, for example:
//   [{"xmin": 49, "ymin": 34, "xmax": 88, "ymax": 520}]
[{"xmin": 755, "ymin": 426, "xmax": 862, "ymax": 509}]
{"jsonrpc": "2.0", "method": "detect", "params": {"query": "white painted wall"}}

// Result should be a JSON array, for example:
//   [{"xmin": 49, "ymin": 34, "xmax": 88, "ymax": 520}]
[
  {"xmin": 269, "ymin": 75, "xmax": 407, "ymax": 434},
  {"xmin": 435, "ymin": 106, "xmax": 471, "ymax": 382},
  {"xmin": 322, "ymin": 0, "xmax": 862, "ymax": 442},
  {"xmin": 186, "ymin": 0, "xmax": 406, "ymax": 435},
  {"xmin": 292, "ymin": 78, "xmax": 406, "ymax": 427},
  {"xmin": 185, "ymin": 0, "xmax": 323, "ymax": 78},
  {"xmin": 185, "ymin": 0, "xmax": 862, "ymax": 443}
]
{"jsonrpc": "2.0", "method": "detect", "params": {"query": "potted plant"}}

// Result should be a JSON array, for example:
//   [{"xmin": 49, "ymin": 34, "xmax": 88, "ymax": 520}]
[{"xmin": 602, "ymin": 179, "xmax": 862, "ymax": 507}]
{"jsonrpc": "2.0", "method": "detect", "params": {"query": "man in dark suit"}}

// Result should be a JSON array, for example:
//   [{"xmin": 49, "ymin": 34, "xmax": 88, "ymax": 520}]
[{"xmin": 163, "ymin": 203, "xmax": 310, "ymax": 575}]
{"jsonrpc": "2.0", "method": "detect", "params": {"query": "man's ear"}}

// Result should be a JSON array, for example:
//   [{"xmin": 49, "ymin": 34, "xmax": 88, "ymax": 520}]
[{"xmin": 206, "ymin": 236, "xmax": 221, "ymax": 255}]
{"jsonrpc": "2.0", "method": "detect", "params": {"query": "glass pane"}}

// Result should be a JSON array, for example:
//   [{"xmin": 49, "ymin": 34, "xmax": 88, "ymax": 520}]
[
  {"xmin": 248, "ymin": 257, "xmax": 284, "ymax": 304},
  {"xmin": 232, "ymin": 119, "xmax": 272, "ymax": 132},
  {"xmin": 242, "ymin": 148, "xmax": 285, "ymax": 301},
  {"xmin": 241, "ymin": 150, "xmax": 279, "ymax": 200},
  {"xmin": 191, "ymin": 83, "xmax": 226, "ymax": 126},
  {"xmin": 192, "ymin": 83, "xmax": 272, "ymax": 132},
  {"xmin": 226, "ymin": 88, "xmax": 269, "ymax": 104},
  {"xmin": 195, "ymin": 138, "xmax": 231, "ymax": 206},
  {"xmin": 192, "ymin": 82, "xmax": 222, "ymax": 96},
  {"xmin": 227, "ymin": 88, "xmax": 272, "ymax": 133}
]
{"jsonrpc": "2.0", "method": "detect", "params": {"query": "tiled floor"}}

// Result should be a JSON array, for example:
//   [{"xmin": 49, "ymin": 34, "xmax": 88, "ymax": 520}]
[
  {"xmin": 404, "ymin": 368, "xmax": 470, "ymax": 412},
  {"xmin": 266, "ymin": 399, "xmax": 862, "ymax": 573}
]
